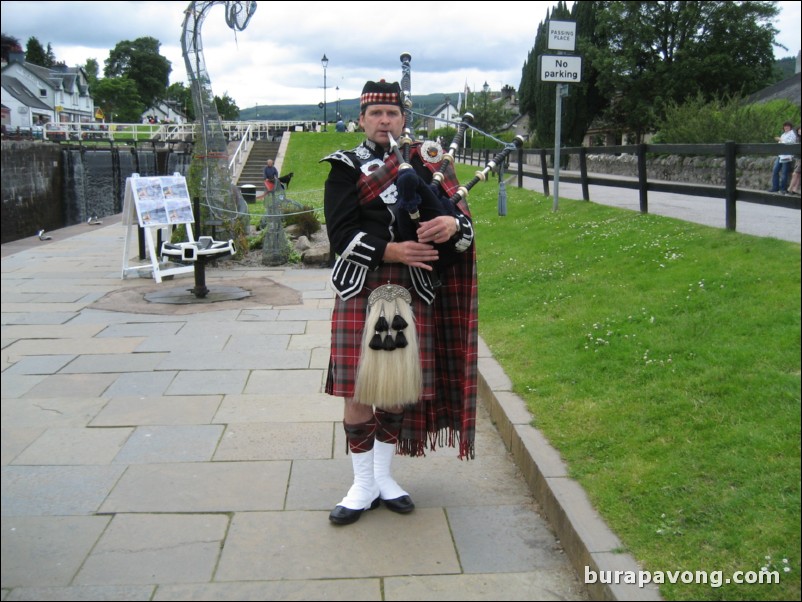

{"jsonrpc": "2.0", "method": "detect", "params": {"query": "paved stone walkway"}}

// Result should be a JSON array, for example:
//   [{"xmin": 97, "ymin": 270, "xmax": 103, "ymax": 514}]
[{"xmin": 4, "ymin": 220, "xmax": 653, "ymax": 601}]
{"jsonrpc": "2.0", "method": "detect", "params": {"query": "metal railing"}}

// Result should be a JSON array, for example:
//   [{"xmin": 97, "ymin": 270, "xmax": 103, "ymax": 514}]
[{"xmin": 30, "ymin": 120, "xmax": 319, "ymax": 143}]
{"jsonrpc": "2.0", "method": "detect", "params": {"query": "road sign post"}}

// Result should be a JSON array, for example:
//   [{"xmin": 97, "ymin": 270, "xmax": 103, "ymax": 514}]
[{"xmin": 539, "ymin": 20, "xmax": 581, "ymax": 211}]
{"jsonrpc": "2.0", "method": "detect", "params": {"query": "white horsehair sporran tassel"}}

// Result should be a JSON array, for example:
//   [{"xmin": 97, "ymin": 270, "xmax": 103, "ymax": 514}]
[{"xmin": 354, "ymin": 284, "xmax": 421, "ymax": 408}]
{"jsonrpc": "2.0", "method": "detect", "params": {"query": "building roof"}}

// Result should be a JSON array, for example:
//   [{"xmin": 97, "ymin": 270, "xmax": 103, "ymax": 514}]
[
  {"xmin": 745, "ymin": 71, "xmax": 801, "ymax": 107},
  {"xmin": 1, "ymin": 75, "xmax": 51, "ymax": 110},
  {"xmin": 5, "ymin": 60, "xmax": 89, "ymax": 96}
]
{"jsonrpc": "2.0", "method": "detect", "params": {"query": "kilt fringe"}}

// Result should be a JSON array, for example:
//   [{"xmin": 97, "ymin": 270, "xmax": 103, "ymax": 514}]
[{"xmin": 397, "ymin": 427, "xmax": 476, "ymax": 460}]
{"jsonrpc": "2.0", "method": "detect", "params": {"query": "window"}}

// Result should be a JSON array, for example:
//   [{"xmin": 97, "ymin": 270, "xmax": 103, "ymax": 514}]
[{"xmin": 39, "ymin": 89, "xmax": 47, "ymax": 97}]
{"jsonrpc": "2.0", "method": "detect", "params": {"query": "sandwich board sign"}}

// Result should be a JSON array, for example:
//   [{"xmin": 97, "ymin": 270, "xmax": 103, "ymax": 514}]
[{"xmin": 121, "ymin": 174, "xmax": 195, "ymax": 282}]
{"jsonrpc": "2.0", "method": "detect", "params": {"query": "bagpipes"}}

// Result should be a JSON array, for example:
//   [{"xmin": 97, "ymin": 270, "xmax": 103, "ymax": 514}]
[
  {"xmin": 448, "ymin": 135, "xmax": 525, "ymax": 216},
  {"xmin": 391, "ymin": 51, "xmax": 525, "ymax": 255}
]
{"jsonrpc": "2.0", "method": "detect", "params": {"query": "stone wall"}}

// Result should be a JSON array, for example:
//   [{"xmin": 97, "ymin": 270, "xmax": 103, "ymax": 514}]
[
  {"xmin": 562, "ymin": 153, "xmax": 777, "ymax": 191},
  {"xmin": 518, "ymin": 151, "xmax": 779, "ymax": 192},
  {"xmin": 2, "ymin": 141, "xmax": 189, "ymax": 244},
  {"xmin": 1, "ymin": 140, "xmax": 63, "ymax": 244}
]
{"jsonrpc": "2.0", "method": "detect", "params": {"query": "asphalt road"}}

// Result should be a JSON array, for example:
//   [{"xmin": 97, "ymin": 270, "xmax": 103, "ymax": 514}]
[{"xmin": 512, "ymin": 170, "xmax": 800, "ymax": 244}]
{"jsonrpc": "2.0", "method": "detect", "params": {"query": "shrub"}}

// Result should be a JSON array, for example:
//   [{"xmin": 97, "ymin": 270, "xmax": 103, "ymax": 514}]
[
  {"xmin": 429, "ymin": 126, "xmax": 456, "ymax": 143},
  {"xmin": 283, "ymin": 205, "xmax": 321, "ymax": 238},
  {"xmin": 655, "ymin": 93, "xmax": 800, "ymax": 143}
]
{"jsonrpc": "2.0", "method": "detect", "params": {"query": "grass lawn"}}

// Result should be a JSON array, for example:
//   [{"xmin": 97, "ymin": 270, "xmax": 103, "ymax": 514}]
[{"xmin": 281, "ymin": 131, "xmax": 801, "ymax": 601}]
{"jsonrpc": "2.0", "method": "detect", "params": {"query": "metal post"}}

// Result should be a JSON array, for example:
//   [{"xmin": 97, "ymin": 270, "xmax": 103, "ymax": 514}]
[
  {"xmin": 553, "ymin": 84, "xmax": 565, "ymax": 211},
  {"xmin": 321, "ymin": 54, "xmax": 328, "ymax": 132},
  {"xmin": 724, "ymin": 140, "xmax": 737, "ymax": 230},
  {"xmin": 637, "ymin": 143, "xmax": 648, "ymax": 213},
  {"xmin": 579, "ymin": 146, "xmax": 589, "ymax": 201},
  {"xmin": 192, "ymin": 196, "xmax": 208, "ymax": 298}
]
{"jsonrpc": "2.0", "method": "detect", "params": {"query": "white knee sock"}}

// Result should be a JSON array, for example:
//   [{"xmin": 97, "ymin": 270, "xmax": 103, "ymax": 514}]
[{"xmin": 373, "ymin": 440, "xmax": 409, "ymax": 500}]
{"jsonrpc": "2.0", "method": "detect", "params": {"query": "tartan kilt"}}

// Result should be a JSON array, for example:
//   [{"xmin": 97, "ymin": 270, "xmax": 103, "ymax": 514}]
[
  {"xmin": 326, "ymin": 251, "xmax": 478, "ymax": 460},
  {"xmin": 326, "ymin": 263, "xmax": 435, "ymax": 400}
]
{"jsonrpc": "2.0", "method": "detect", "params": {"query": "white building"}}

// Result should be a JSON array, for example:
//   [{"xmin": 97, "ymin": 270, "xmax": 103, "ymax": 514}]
[
  {"xmin": 1, "ymin": 49, "xmax": 94, "ymax": 130},
  {"xmin": 142, "ymin": 100, "xmax": 188, "ymax": 124},
  {"xmin": 1, "ymin": 73, "xmax": 54, "ymax": 130},
  {"xmin": 423, "ymin": 96, "xmax": 461, "ymax": 135}
]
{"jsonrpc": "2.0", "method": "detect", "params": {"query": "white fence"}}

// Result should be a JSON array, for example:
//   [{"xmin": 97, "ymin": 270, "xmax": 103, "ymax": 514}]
[{"xmin": 29, "ymin": 120, "xmax": 318, "ymax": 143}]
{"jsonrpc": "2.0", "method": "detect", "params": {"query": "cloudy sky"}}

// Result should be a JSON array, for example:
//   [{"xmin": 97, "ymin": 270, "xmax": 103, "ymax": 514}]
[{"xmin": 2, "ymin": 0, "xmax": 800, "ymax": 110}]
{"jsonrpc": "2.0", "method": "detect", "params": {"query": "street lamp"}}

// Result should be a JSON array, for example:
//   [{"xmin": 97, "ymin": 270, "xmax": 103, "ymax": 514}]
[
  {"xmin": 482, "ymin": 82, "xmax": 490, "ymax": 149},
  {"xmin": 321, "ymin": 54, "xmax": 328, "ymax": 132},
  {"xmin": 336, "ymin": 86, "xmax": 340, "ymax": 120}
]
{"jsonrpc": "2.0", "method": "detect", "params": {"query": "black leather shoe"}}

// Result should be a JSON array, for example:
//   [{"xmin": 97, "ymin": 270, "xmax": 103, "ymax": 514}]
[
  {"xmin": 329, "ymin": 497, "xmax": 380, "ymax": 525},
  {"xmin": 382, "ymin": 495, "xmax": 415, "ymax": 514}
]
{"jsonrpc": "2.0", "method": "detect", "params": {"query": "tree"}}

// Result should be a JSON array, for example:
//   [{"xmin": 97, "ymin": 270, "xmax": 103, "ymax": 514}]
[
  {"xmin": 214, "ymin": 92, "xmax": 240, "ymax": 121},
  {"xmin": 587, "ymin": 0, "xmax": 779, "ymax": 142},
  {"xmin": 24, "ymin": 38, "xmax": 57, "ymax": 67},
  {"xmin": 104, "ymin": 37, "xmax": 171, "ymax": 110},
  {"xmin": 92, "ymin": 77, "xmax": 145, "ymax": 123},
  {"xmin": 45, "ymin": 43, "xmax": 57, "ymax": 67},
  {"xmin": 519, "ymin": 1, "xmax": 607, "ymax": 148},
  {"xmin": 165, "ymin": 82, "xmax": 195, "ymax": 121},
  {"xmin": 25, "ymin": 37, "xmax": 47, "ymax": 66},
  {"xmin": 565, "ymin": 1, "xmax": 607, "ymax": 146},
  {"xmin": 84, "ymin": 58, "xmax": 100, "ymax": 88},
  {"xmin": 520, "ymin": 2, "xmax": 566, "ymax": 147},
  {"xmin": 1, "ymin": 33, "xmax": 22, "ymax": 63},
  {"xmin": 464, "ymin": 86, "xmax": 516, "ymax": 148}
]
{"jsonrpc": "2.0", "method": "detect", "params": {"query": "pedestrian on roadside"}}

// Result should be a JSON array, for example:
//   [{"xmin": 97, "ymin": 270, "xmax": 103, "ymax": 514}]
[
  {"xmin": 769, "ymin": 121, "xmax": 796, "ymax": 194},
  {"xmin": 786, "ymin": 126, "xmax": 801, "ymax": 195}
]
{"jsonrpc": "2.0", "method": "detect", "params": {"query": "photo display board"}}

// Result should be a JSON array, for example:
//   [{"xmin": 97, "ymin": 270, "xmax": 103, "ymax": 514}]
[{"xmin": 130, "ymin": 175, "xmax": 194, "ymax": 226}]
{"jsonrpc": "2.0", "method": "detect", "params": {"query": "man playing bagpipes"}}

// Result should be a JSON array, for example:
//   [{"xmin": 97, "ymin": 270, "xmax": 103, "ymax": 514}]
[{"xmin": 321, "ymin": 80, "xmax": 478, "ymax": 525}]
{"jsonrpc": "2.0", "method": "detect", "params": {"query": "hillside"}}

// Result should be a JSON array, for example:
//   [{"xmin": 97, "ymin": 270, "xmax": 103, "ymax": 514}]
[{"xmin": 238, "ymin": 91, "xmax": 462, "ymax": 122}]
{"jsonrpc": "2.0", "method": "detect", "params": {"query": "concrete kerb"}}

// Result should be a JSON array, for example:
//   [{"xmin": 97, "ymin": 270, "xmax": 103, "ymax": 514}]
[
  {"xmin": 274, "ymin": 130, "xmax": 291, "ymax": 174},
  {"xmin": 476, "ymin": 347, "xmax": 663, "ymax": 602}
]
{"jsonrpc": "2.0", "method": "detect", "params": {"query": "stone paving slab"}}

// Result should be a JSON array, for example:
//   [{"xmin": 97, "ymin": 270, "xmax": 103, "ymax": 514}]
[
  {"xmin": 14, "ymin": 373, "xmax": 119, "ymax": 399},
  {"xmin": 243, "ymin": 369, "xmax": 326, "ymax": 395},
  {"xmin": 1, "ymin": 465, "xmax": 126, "ymax": 516},
  {"xmin": 4, "ymin": 584, "xmax": 155, "ymax": 601},
  {"xmin": 98, "ymin": 461, "xmax": 290, "ymax": 513},
  {"xmin": 1, "ymin": 428, "xmax": 43, "ymax": 466},
  {"xmin": 112, "ymin": 425, "xmax": 223, "ymax": 464},
  {"xmin": 96, "ymin": 322, "xmax": 185, "ymax": 338},
  {"xmin": 155, "ymin": 580, "xmax": 380, "ymax": 601},
  {"xmin": 1, "ymin": 397, "xmax": 110, "ymax": 429},
  {"xmin": 60, "ymin": 352, "xmax": 168, "ymax": 374},
  {"xmin": 0, "ymin": 323, "xmax": 105, "ymax": 340},
  {"xmin": 7, "ymin": 338, "xmax": 144, "ymax": 357},
  {"xmin": 133, "ymin": 334, "xmax": 229, "ymax": 353},
  {"xmin": 0, "ymin": 312, "xmax": 80, "ymax": 325},
  {"xmin": 73, "ymin": 514, "xmax": 229, "ymax": 586},
  {"xmin": 448, "ymin": 504, "xmax": 568, "ymax": 573},
  {"xmin": 214, "ymin": 422, "xmax": 333, "ymax": 461},
  {"xmin": 216, "ymin": 509, "xmax": 460, "ymax": 581},
  {"xmin": 1, "ymin": 515, "xmax": 111, "ymax": 587},
  {"xmin": 164, "ymin": 369, "xmax": 249, "ymax": 396},
  {"xmin": 101, "ymin": 370, "xmax": 178, "ymax": 397},
  {"xmin": 10, "ymin": 427, "xmax": 132, "ymax": 465},
  {"xmin": 89, "ymin": 395, "xmax": 223, "ymax": 426},
  {"xmin": 156, "ymin": 349, "xmax": 311, "ymax": 370},
  {"xmin": 3, "ymin": 354, "xmax": 75, "ymax": 375},
  {"xmin": 212, "ymin": 393, "xmax": 342, "ymax": 423},
  {"xmin": 384, "ymin": 570, "xmax": 587, "ymax": 601}
]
